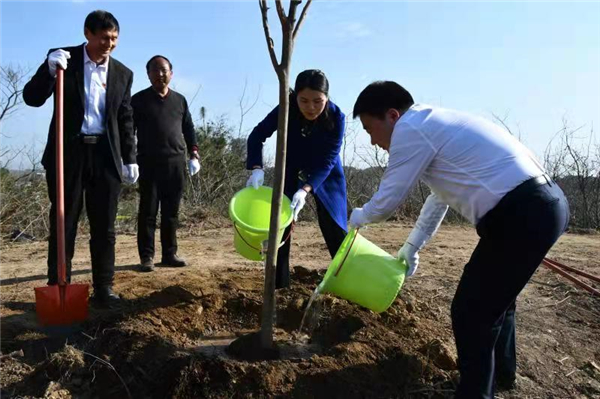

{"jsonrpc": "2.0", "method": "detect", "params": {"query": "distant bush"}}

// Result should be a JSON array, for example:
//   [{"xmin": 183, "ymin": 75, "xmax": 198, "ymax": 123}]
[{"xmin": 1, "ymin": 116, "xmax": 598, "ymax": 243}]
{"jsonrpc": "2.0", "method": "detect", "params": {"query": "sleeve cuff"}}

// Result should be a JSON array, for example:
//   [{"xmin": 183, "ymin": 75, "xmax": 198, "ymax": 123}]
[{"xmin": 406, "ymin": 227, "xmax": 430, "ymax": 251}]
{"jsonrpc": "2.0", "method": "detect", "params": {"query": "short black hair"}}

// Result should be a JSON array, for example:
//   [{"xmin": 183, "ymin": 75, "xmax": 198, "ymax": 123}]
[
  {"xmin": 146, "ymin": 55, "xmax": 173, "ymax": 72},
  {"xmin": 353, "ymin": 81, "xmax": 414, "ymax": 119},
  {"xmin": 84, "ymin": 10, "xmax": 120, "ymax": 34}
]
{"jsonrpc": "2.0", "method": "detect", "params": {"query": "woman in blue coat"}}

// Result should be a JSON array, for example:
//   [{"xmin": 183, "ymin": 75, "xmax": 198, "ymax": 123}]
[{"xmin": 246, "ymin": 69, "xmax": 348, "ymax": 289}]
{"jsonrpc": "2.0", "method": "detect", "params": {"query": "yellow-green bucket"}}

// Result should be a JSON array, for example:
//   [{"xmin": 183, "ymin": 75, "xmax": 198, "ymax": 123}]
[
  {"xmin": 229, "ymin": 186, "xmax": 294, "ymax": 261},
  {"xmin": 320, "ymin": 229, "xmax": 407, "ymax": 313}
]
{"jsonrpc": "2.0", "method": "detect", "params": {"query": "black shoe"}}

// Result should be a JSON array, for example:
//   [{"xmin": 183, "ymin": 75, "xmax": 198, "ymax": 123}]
[
  {"xmin": 496, "ymin": 375, "xmax": 517, "ymax": 391},
  {"xmin": 91, "ymin": 286, "xmax": 120, "ymax": 308},
  {"xmin": 160, "ymin": 254, "xmax": 186, "ymax": 267},
  {"xmin": 139, "ymin": 258, "xmax": 155, "ymax": 272}
]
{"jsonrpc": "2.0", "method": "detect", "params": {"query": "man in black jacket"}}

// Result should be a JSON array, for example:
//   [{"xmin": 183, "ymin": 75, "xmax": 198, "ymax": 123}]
[
  {"xmin": 131, "ymin": 55, "xmax": 200, "ymax": 272},
  {"xmin": 23, "ymin": 10, "xmax": 137, "ymax": 306}
]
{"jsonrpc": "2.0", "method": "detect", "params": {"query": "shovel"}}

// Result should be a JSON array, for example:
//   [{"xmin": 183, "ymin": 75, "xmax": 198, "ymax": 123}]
[{"xmin": 34, "ymin": 67, "xmax": 89, "ymax": 326}]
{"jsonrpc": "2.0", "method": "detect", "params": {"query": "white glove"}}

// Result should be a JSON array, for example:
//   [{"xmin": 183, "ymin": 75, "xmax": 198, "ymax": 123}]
[
  {"xmin": 188, "ymin": 159, "xmax": 200, "ymax": 176},
  {"xmin": 246, "ymin": 169, "xmax": 264, "ymax": 189},
  {"xmin": 398, "ymin": 242, "xmax": 419, "ymax": 277},
  {"xmin": 48, "ymin": 49, "xmax": 71, "ymax": 77},
  {"xmin": 290, "ymin": 189, "xmax": 308, "ymax": 221},
  {"xmin": 348, "ymin": 207, "xmax": 370, "ymax": 229},
  {"xmin": 121, "ymin": 163, "xmax": 139, "ymax": 184}
]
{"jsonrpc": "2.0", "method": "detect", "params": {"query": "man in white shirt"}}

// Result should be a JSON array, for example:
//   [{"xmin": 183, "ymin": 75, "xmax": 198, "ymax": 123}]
[
  {"xmin": 24, "ymin": 10, "xmax": 138, "ymax": 307},
  {"xmin": 349, "ymin": 81, "xmax": 570, "ymax": 399}
]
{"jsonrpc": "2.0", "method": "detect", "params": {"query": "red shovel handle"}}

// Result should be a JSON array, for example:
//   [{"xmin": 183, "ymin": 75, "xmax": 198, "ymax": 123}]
[
  {"xmin": 543, "ymin": 257, "xmax": 600, "ymax": 284},
  {"xmin": 55, "ymin": 68, "xmax": 67, "ymax": 286},
  {"xmin": 542, "ymin": 259, "xmax": 600, "ymax": 297}
]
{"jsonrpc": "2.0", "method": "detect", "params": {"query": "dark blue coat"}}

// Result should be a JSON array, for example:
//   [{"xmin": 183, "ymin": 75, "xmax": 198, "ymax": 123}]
[{"xmin": 246, "ymin": 101, "xmax": 348, "ymax": 231}]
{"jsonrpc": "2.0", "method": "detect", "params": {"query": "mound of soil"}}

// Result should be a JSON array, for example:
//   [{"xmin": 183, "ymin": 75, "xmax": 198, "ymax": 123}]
[{"xmin": 0, "ymin": 267, "xmax": 458, "ymax": 398}]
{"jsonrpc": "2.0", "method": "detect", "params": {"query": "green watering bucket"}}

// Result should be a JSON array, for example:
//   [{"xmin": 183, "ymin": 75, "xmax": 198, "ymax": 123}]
[
  {"xmin": 229, "ymin": 186, "xmax": 294, "ymax": 261},
  {"xmin": 320, "ymin": 229, "xmax": 408, "ymax": 313}
]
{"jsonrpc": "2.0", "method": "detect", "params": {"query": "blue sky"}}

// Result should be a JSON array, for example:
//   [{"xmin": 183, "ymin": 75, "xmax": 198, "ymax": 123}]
[{"xmin": 1, "ymin": 1, "xmax": 599, "ymax": 169}]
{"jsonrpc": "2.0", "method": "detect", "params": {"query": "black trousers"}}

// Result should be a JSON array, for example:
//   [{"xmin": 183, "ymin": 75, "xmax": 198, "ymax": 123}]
[
  {"xmin": 46, "ymin": 137, "xmax": 121, "ymax": 288},
  {"xmin": 452, "ymin": 177, "xmax": 570, "ymax": 399},
  {"xmin": 276, "ymin": 194, "xmax": 347, "ymax": 289},
  {"xmin": 137, "ymin": 157, "xmax": 185, "ymax": 262}
]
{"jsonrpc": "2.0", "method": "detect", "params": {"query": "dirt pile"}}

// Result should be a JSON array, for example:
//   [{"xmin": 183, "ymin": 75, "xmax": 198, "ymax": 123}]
[{"xmin": 1, "ymin": 267, "xmax": 458, "ymax": 398}]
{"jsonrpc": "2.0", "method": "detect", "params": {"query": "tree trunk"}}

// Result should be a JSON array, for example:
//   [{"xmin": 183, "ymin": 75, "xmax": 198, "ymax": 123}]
[
  {"xmin": 258, "ymin": 0, "xmax": 312, "ymax": 350},
  {"xmin": 260, "ymin": 69, "xmax": 290, "ymax": 348}
]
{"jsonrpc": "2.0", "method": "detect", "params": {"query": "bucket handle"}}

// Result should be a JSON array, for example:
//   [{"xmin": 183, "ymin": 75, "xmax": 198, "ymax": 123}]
[
  {"xmin": 233, "ymin": 221, "xmax": 295, "ymax": 256},
  {"xmin": 334, "ymin": 228, "xmax": 360, "ymax": 277}
]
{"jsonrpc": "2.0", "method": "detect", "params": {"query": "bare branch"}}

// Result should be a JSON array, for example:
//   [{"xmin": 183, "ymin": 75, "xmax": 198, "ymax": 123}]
[
  {"xmin": 275, "ymin": 0, "xmax": 287, "ymax": 25},
  {"xmin": 288, "ymin": 0, "xmax": 299, "ymax": 23},
  {"xmin": 277, "ymin": 1, "xmax": 302, "ymax": 71},
  {"xmin": 238, "ymin": 78, "xmax": 261, "ymax": 137},
  {"xmin": 186, "ymin": 84, "xmax": 203, "ymax": 112},
  {"xmin": 293, "ymin": 0, "xmax": 313, "ymax": 41},
  {"xmin": 0, "ymin": 65, "xmax": 31, "ymax": 123},
  {"xmin": 259, "ymin": 0, "xmax": 281, "ymax": 72},
  {"xmin": 491, "ymin": 111, "xmax": 515, "ymax": 137}
]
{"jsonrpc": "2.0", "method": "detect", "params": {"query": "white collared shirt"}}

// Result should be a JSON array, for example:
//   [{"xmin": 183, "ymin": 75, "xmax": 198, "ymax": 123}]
[
  {"xmin": 363, "ymin": 104, "xmax": 546, "ymax": 227},
  {"xmin": 81, "ymin": 44, "xmax": 108, "ymax": 135}
]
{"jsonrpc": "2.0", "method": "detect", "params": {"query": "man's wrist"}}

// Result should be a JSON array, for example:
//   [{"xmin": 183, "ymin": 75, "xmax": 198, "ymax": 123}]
[
  {"xmin": 189, "ymin": 145, "xmax": 199, "ymax": 160},
  {"xmin": 406, "ymin": 228, "xmax": 429, "ymax": 251}
]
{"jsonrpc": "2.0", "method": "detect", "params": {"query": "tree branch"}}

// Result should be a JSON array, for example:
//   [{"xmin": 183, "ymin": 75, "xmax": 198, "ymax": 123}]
[
  {"xmin": 238, "ymin": 78, "xmax": 261, "ymax": 137},
  {"xmin": 259, "ymin": 0, "xmax": 281, "ymax": 72},
  {"xmin": 491, "ymin": 111, "xmax": 515, "ymax": 137},
  {"xmin": 293, "ymin": 0, "xmax": 313, "ymax": 41},
  {"xmin": 275, "ymin": 0, "xmax": 287, "ymax": 25}
]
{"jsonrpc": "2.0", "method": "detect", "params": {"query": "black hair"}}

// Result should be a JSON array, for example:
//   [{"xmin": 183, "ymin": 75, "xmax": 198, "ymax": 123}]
[
  {"xmin": 84, "ymin": 10, "xmax": 120, "ymax": 34},
  {"xmin": 290, "ymin": 69, "xmax": 335, "ymax": 131},
  {"xmin": 146, "ymin": 55, "xmax": 173, "ymax": 72},
  {"xmin": 352, "ymin": 81, "xmax": 414, "ymax": 119},
  {"xmin": 294, "ymin": 69, "xmax": 329, "ymax": 95}
]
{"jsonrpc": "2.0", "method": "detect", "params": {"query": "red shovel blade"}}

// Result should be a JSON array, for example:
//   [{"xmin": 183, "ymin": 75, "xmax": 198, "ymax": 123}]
[{"xmin": 34, "ymin": 284, "xmax": 89, "ymax": 326}]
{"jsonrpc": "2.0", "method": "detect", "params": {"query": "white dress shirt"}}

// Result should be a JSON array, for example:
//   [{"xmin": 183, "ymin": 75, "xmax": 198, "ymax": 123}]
[
  {"xmin": 363, "ymin": 104, "xmax": 546, "ymax": 247},
  {"xmin": 81, "ymin": 44, "xmax": 108, "ymax": 135}
]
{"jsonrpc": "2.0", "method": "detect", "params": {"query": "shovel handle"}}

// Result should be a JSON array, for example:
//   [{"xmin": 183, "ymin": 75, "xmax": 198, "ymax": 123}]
[
  {"xmin": 543, "ymin": 257, "xmax": 600, "ymax": 284},
  {"xmin": 56, "ymin": 68, "xmax": 67, "ymax": 286},
  {"xmin": 542, "ymin": 259, "xmax": 600, "ymax": 297}
]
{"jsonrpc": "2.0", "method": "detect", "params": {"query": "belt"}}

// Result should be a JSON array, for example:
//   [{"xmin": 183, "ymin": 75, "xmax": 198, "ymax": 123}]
[
  {"xmin": 477, "ymin": 173, "xmax": 554, "ymax": 233},
  {"xmin": 79, "ymin": 134, "xmax": 104, "ymax": 144},
  {"xmin": 497, "ymin": 174, "xmax": 554, "ymax": 208},
  {"xmin": 520, "ymin": 174, "xmax": 553, "ymax": 190}
]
